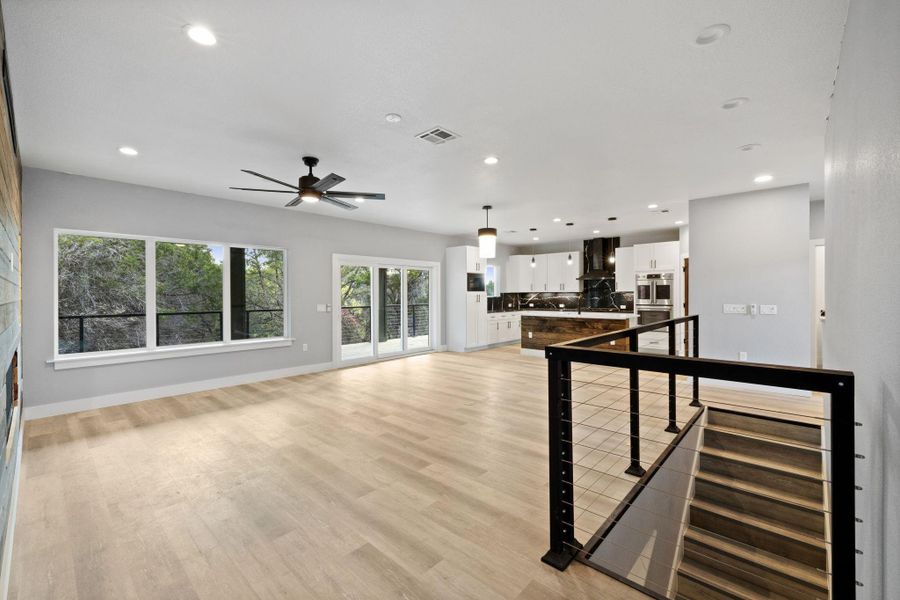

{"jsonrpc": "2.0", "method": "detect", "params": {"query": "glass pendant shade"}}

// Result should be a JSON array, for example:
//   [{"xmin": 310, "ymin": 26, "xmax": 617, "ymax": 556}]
[
  {"xmin": 567, "ymin": 253, "xmax": 573, "ymax": 266},
  {"xmin": 478, "ymin": 227, "xmax": 497, "ymax": 259},
  {"xmin": 530, "ymin": 256, "xmax": 536, "ymax": 268}
]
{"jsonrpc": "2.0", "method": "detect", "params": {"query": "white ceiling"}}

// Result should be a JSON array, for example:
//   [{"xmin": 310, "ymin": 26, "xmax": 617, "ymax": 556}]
[{"xmin": 4, "ymin": 0, "xmax": 847, "ymax": 245}]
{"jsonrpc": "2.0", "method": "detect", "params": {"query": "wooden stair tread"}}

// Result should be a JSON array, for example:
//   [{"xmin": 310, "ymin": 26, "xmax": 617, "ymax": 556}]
[
  {"xmin": 704, "ymin": 423, "xmax": 821, "ymax": 451},
  {"xmin": 678, "ymin": 559, "xmax": 772, "ymax": 600},
  {"xmin": 700, "ymin": 446, "xmax": 823, "ymax": 480},
  {"xmin": 684, "ymin": 526, "xmax": 828, "ymax": 589},
  {"xmin": 695, "ymin": 470, "xmax": 823, "ymax": 511},
  {"xmin": 691, "ymin": 499, "xmax": 827, "ymax": 548}
]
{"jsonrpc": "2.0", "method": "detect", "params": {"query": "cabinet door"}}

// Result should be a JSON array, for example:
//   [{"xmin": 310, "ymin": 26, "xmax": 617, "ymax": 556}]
[
  {"xmin": 653, "ymin": 242, "xmax": 679, "ymax": 271},
  {"xmin": 466, "ymin": 246, "xmax": 484, "ymax": 273},
  {"xmin": 546, "ymin": 253, "xmax": 565, "ymax": 292},
  {"xmin": 476, "ymin": 300, "xmax": 488, "ymax": 345},
  {"xmin": 465, "ymin": 294, "xmax": 479, "ymax": 345},
  {"xmin": 634, "ymin": 244, "xmax": 654, "ymax": 271},
  {"xmin": 487, "ymin": 319, "xmax": 500, "ymax": 344},
  {"xmin": 563, "ymin": 252, "xmax": 581, "ymax": 292},
  {"xmin": 532, "ymin": 254, "xmax": 550, "ymax": 292},
  {"xmin": 505, "ymin": 257, "xmax": 520, "ymax": 293},
  {"xmin": 615, "ymin": 247, "xmax": 635, "ymax": 291}
]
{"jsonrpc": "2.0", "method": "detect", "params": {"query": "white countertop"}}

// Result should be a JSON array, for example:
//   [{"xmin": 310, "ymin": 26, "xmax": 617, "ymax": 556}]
[{"xmin": 518, "ymin": 311, "xmax": 637, "ymax": 320}]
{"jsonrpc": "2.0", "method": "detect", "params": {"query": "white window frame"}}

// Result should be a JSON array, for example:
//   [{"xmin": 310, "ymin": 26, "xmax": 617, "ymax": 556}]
[
  {"xmin": 485, "ymin": 263, "xmax": 500, "ymax": 297},
  {"xmin": 332, "ymin": 254, "xmax": 441, "ymax": 365},
  {"xmin": 50, "ymin": 228, "xmax": 291, "ymax": 370}
]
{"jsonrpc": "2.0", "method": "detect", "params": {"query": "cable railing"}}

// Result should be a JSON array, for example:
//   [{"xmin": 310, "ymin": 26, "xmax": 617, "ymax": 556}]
[
  {"xmin": 541, "ymin": 315, "xmax": 858, "ymax": 600},
  {"xmin": 340, "ymin": 303, "xmax": 430, "ymax": 345},
  {"xmin": 59, "ymin": 308, "xmax": 283, "ymax": 352}
]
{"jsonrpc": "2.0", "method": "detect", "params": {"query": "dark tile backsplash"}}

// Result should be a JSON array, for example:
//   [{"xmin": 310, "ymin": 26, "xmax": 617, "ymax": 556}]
[{"xmin": 488, "ymin": 280, "xmax": 634, "ymax": 313}]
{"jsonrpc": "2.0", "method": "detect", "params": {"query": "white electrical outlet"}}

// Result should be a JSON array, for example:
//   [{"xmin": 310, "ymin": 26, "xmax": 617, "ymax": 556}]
[
  {"xmin": 760, "ymin": 304, "xmax": 778, "ymax": 315},
  {"xmin": 316, "ymin": 304, "xmax": 327, "ymax": 312},
  {"xmin": 723, "ymin": 304, "xmax": 748, "ymax": 314},
  {"xmin": 528, "ymin": 331, "xmax": 533, "ymax": 339},
  {"xmin": 528, "ymin": 303, "xmax": 535, "ymax": 307},
  {"xmin": 558, "ymin": 303, "xmax": 565, "ymax": 308},
  {"xmin": 739, "ymin": 351, "xmax": 748, "ymax": 361},
  {"xmin": 302, "ymin": 343, "xmax": 308, "ymax": 351},
  {"xmin": 749, "ymin": 303, "xmax": 758, "ymax": 316}
]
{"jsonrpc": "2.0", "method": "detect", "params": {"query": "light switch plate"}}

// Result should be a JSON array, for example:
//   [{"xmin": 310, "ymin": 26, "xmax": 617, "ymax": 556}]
[
  {"xmin": 316, "ymin": 303, "xmax": 327, "ymax": 312},
  {"xmin": 723, "ymin": 303, "xmax": 748, "ymax": 314},
  {"xmin": 760, "ymin": 304, "xmax": 778, "ymax": 315}
]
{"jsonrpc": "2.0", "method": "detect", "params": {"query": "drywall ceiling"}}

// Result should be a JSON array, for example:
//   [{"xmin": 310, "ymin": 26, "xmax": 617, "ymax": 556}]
[{"xmin": 3, "ymin": 0, "xmax": 847, "ymax": 245}]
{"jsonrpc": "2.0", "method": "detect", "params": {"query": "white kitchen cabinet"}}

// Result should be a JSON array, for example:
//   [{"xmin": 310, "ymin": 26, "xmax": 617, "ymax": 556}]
[
  {"xmin": 563, "ymin": 253, "xmax": 581, "ymax": 292},
  {"xmin": 466, "ymin": 246, "xmax": 485, "ymax": 273},
  {"xmin": 531, "ymin": 254, "xmax": 549, "ymax": 292},
  {"xmin": 547, "ymin": 253, "xmax": 565, "ymax": 292},
  {"xmin": 447, "ymin": 246, "xmax": 488, "ymax": 351},
  {"xmin": 615, "ymin": 246, "xmax": 635, "ymax": 291},
  {"xmin": 633, "ymin": 241, "xmax": 679, "ymax": 272},
  {"xmin": 507, "ymin": 255, "xmax": 530, "ymax": 293},
  {"xmin": 487, "ymin": 313, "xmax": 521, "ymax": 345},
  {"xmin": 508, "ymin": 252, "xmax": 579, "ymax": 292}
]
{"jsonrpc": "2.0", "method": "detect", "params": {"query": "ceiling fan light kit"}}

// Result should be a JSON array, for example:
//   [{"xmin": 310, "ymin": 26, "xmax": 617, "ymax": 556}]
[
  {"xmin": 478, "ymin": 205, "xmax": 497, "ymax": 259},
  {"xmin": 230, "ymin": 155, "xmax": 386, "ymax": 211}
]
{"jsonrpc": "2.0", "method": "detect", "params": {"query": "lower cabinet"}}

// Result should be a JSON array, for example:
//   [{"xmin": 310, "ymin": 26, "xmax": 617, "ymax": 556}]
[{"xmin": 487, "ymin": 315, "xmax": 521, "ymax": 344}]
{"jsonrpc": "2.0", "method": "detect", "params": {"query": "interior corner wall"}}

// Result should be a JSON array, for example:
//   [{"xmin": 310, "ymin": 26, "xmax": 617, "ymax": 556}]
[
  {"xmin": 809, "ymin": 199, "xmax": 825, "ymax": 239},
  {"xmin": 688, "ymin": 184, "xmax": 811, "ymax": 367},
  {"xmin": 823, "ymin": 0, "xmax": 900, "ymax": 596},
  {"xmin": 22, "ymin": 168, "xmax": 455, "ymax": 413}
]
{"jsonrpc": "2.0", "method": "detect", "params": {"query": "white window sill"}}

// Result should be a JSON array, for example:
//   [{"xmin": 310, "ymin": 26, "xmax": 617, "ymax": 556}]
[{"xmin": 47, "ymin": 337, "xmax": 295, "ymax": 370}]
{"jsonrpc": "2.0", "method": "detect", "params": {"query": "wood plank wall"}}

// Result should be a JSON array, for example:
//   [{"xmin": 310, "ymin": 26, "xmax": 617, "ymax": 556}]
[{"xmin": 0, "ymin": 0, "xmax": 23, "ymax": 586}]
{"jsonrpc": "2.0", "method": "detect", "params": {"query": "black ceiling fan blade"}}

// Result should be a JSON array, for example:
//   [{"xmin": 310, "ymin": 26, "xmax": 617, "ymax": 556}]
[
  {"xmin": 313, "ymin": 173, "xmax": 346, "ymax": 192},
  {"xmin": 321, "ymin": 195, "xmax": 359, "ymax": 211},
  {"xmin": 241, "ymin": 169, "xmax": 300, "ymax": 190},
  {"xmin": 325, "ymin": 191, "xmax": 386, "ymax": 200},
  {"xmin": 230, "ymin": 187, "xmax": 297, "ymax": 193},
  {"xmin": 285, "ymin": 196, "xmax": 303, "ymax": 207}
]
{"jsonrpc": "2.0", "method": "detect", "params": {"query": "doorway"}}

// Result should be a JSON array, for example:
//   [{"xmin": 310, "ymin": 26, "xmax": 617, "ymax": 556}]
[
  {"xmin": 812, "ymin": 240, "xmax": 825, "ymax": 368},
  {"xmin": 333, "ymin": 255, "xmax": 439, "ymax": 363}
]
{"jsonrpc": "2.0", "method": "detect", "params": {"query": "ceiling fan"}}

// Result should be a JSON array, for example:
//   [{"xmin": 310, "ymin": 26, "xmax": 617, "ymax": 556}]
[{"xmin": 229, "ymin": 156, "xmax": 386, "ymax": 210}]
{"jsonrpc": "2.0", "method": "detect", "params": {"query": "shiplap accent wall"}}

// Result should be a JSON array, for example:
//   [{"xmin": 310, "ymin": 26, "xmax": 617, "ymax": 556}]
[{"xmin": 0, "ymin": 4, "xmax": 22, "ymax": 594}]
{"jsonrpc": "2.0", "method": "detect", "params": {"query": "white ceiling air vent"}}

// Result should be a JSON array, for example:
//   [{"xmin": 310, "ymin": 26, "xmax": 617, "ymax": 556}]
[{"xmin": 416, "ymin": 126, "xmax": 460, "ymax": 145}]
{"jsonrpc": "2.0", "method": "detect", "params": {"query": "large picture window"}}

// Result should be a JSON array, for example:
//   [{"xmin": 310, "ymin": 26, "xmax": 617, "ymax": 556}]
[{"xmin": 55, "ymin": 230, "xmax": 288, "ymax": 366}]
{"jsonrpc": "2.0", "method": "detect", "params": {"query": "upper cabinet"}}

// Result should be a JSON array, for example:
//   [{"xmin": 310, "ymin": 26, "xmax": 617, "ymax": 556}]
[
  {"xmin": 466, "ymin": 246, "xmax": 485, "ymax": 273},
  {"xmin": 615, "ymin": 246, "xmax": 635, "ymax": 291},
  {"xmin": 633, "ymin": 241, "xmax": 679, "ymax": 272},
  {"xmin": 506, "ymin": 253, "xmax": 580, "ymax": 293}
]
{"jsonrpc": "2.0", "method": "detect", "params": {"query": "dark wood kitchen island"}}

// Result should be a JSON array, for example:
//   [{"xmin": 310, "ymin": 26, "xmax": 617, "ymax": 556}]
[{"xmin": 519, "ymin": 311, "xmax": 637, "ymax": 354}]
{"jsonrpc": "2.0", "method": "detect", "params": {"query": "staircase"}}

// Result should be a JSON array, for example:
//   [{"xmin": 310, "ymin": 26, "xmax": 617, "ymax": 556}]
[{"xmin": 676, "ymin": 407, "xmax": 829, "ymax": 600}]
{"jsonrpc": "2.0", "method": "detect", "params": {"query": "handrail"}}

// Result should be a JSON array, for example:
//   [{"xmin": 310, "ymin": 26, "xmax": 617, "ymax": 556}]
[{"xmin": 541, "ymin": 314, "xmax": 857, "ymax": 600}]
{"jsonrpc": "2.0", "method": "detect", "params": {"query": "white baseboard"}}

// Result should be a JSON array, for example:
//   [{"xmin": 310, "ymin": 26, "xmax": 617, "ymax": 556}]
[{"xmin": 24, "ymin": 361, "xmax": 335, "ymax": 420}]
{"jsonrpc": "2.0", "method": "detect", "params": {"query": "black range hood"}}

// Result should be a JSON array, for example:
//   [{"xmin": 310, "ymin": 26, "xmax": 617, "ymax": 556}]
[{"xmin": 578, "ymin": 237, "xmax": 620, "ymax": 281}]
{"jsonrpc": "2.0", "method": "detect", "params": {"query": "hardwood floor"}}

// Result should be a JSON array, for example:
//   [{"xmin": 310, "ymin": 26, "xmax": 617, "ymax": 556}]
[{"xmin": 10, "ymin": 345, "xmax": 653, "ymax": 600}]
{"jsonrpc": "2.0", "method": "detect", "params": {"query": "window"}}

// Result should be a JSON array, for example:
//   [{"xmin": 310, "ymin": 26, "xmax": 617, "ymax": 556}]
[
  {"xmin": 340, "ymin": 265, "xmax": 372, "ymax": 360},
  {"xmin": 485, "ymin": 263, "xmax": 499, "ymax": 297},
  {"xmin": 57, "ymin": 233, "xmax": 146, "ymax": 354},
  {"xmin": 156, "ymin": 242, "xmax": 223, "ymax": 346},
  {"xmin": 54, "ymin": 230, "xmax": 288, "ymax": 366}
]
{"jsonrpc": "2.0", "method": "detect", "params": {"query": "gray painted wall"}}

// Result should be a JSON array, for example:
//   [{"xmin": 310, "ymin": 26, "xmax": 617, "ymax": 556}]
[
  {"xmin": 824, "ymin": 0, "xmax": 900, "ymax": 595},
  {"xmin": 809, "ymin": 199, "xmax": 825, "ymax": 239},
  {"xmin": 688, "ymin": 185, "xmax": 811, "ymax": 366},
  {"xmin": 22, "ymin": 168, "xmax": 456, "ymax": 408}
]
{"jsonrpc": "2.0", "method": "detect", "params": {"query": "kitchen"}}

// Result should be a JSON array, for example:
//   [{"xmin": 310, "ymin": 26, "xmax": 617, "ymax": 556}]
[{"xmin": 446, "ymin": 233, "xmax": 686, "ymax": 355}]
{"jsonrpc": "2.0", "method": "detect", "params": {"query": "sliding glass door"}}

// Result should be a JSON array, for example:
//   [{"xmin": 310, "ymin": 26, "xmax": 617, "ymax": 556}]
[{"xmin": 337, "ymin": 259, "xmax": 436, "ymax": 362}]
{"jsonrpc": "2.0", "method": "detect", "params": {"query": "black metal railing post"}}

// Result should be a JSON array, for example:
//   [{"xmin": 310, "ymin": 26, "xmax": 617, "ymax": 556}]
[
  {"xmin": 78, "ymin": 316, "xmax": 85, "ymax": 353},
  {"xmin": 541, "ymin": 351, "xmax": 579, "ymax": 570},
  {"xmin": 626, "ymin": 330, "xmax": 646, "ymax": 477},
  {"xmin": 690, "ymin": 317, "xmax": 701, "ymax": 407},
  {"xmin": 831, "ymin": 377, "xmax": 857, "ymax": 597},
  {"xmin": 155, "ymin": 313, "xmax": 160, "ymax": 346},
  {"xmin": 665, "ymin": 322, "xmax": 680, "ymax": 434}
]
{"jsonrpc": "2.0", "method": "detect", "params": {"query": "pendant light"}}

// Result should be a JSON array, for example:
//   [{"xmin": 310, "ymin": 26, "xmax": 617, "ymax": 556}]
[
  {"xmin": 566, "ymin": 223, "xmax": 575, "ymax": 265},
  {"xmin": 529, "ymin": 228, "xmax": 537, "ymax": 267},
  {"xmin": 478, "ymin": 205, "xmax": 497, "ymax": 259}
]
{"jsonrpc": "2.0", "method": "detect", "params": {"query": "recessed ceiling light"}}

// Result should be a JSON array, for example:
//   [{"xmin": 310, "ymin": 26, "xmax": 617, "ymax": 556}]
[
  {"xmin": 355, "ymin": 197, "xmax": 365, "ymax": 203},
  {"xmin": 593, "ymin": 229, "xmax": 600, "ymax": 234},
  {"xmin": 647, "ymin": 204, "xmax": 659, "ymax": 210},
  {"xmin": 675, "ymin": 220, "xmax": 684, "ymax": 225},
  {"xmin": 552, "ymin": 217, "xmax": 561, "ymax": 222},
  {"xmin": 118, "ymin": 146, "xmax": 138, "ymax": 156},
  {"xmin": 484, "ymin": 155, "xmax": 499, "ymax": 165},
  {"xmin": 532, "ymin": 236, "xmax": 540, "ymax": 241},
  {"xmin": 184, "ymin": 25, "xmax": 217, "ymax": 46},
  {"xmin": 754, "ymin": 174, "xmax": 774, "ymax": 184},
  {"xmin": 738, "ymin": 143, "xmax": 761, "ymax": 152},
  {"xmin": 694, "ymin": 24, "xmax": 731, "ymax": 46},
  {"xmin": 721, "ymin": 97, "xmax": 749, "ymax": 110},
  {"xmin": 384, "ymin": 113, "xmax": 402, "ymax": 123}
]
